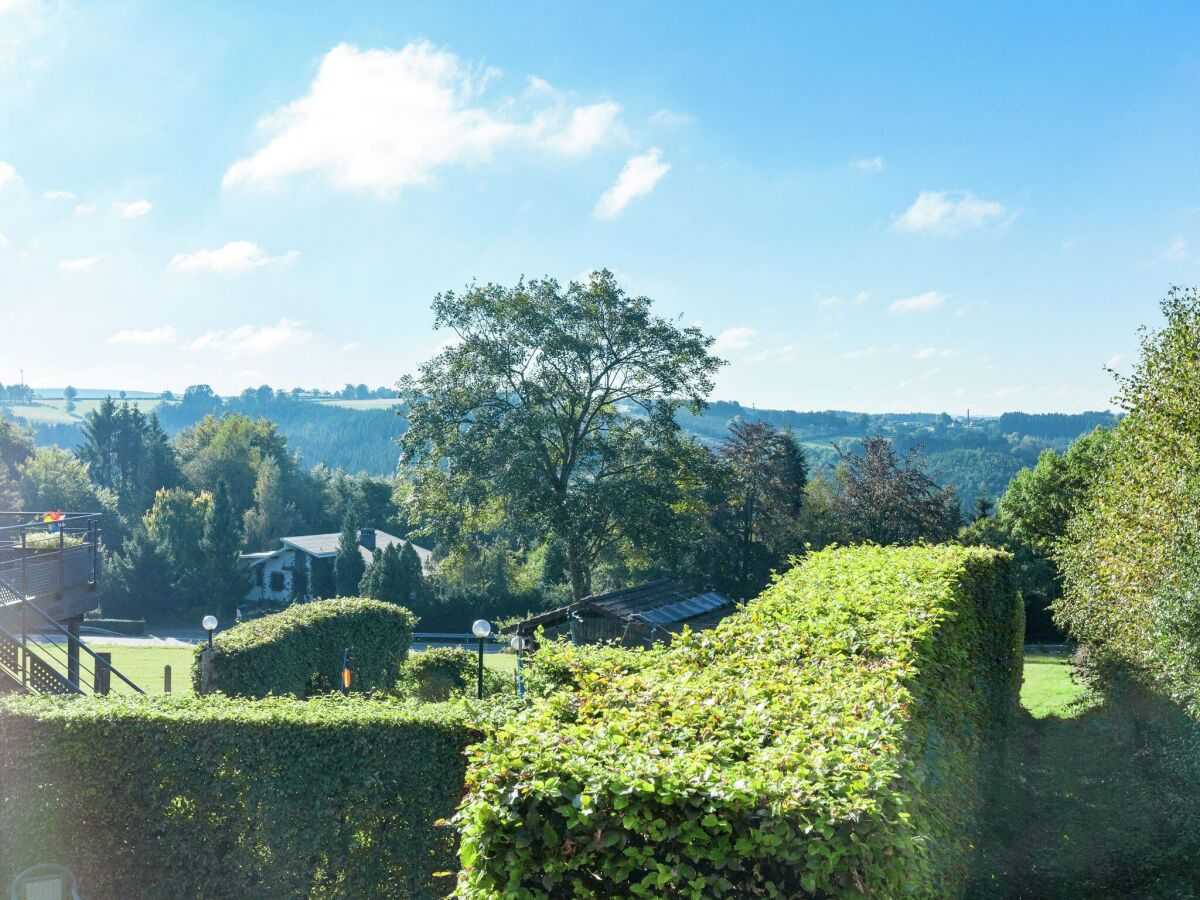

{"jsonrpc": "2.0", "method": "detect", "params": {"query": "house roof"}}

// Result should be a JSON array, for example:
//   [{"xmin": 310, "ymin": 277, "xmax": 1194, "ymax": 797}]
[
  {"xmin": 504, "ymin": 580, "xmax": 734, "ymax": 634},
  {"xmin": 275, "ymin": 530, "xmax": 433, "ymax": 566}
]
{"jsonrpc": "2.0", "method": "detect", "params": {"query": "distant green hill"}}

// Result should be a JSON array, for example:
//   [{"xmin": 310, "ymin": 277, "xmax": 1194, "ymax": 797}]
[{"xmin": 6, "ymin": 392, "xmax": 1118, "ymax": 507}]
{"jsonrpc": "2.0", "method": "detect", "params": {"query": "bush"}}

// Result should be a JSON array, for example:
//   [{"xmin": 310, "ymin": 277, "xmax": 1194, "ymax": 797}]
[
  {"xmin": 396, "ymin": 648, "xmax": 511, "ymax": 702},
  {"xmin": 193, "ymin": 597, "xmax": 415, "ymax": 698},
  {"xmin": 457, "ymin": 545, "xmax": 1021, "ymax": 898},
  {"xmin": 1058, "ymin": 287, "xmax": 1200, "ymax": 704},
  {"xmin": 0, "ymin": 694, "xmax": 480, "ymax": 899}
]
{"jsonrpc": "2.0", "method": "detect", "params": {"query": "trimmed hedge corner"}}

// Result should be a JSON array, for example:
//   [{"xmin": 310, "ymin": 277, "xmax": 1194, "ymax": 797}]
[
  {"xmin": 457, "ymin": 544, "xmax": 1021, "ymax": 898},
  {"xmin": 193, "ymin": 597, "xmax": 415, "ymax": 697},
  {"xmin": 397, "ymin": 648, "xmax": 512, "ymax": 702},
  {"xmin": 0, "ymin": 694, "xmax": 479, "ymax": 899}
]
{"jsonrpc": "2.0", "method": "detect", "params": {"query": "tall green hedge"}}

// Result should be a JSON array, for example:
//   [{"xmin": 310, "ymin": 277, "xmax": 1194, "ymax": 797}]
[
  {"xmin": 193, "ymin": 597, "xmax": 415, "ymax": 697},
  {"xmin": 457, "ymin": 545, "xmax": 1021, "ymax": 898},
  {"xmin": 0, "ymin": 694, "xmax": 478, "ymax": 899}
]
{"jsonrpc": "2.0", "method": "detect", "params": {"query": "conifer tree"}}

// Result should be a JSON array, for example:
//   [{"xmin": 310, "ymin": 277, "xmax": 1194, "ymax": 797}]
[
  {"xmin": 333, "ymin": 516, "xmax": 365, "ymax": 596},
  {"xmin": 202, "ymin": 479, "xmax": 249, "ymax": 617}
]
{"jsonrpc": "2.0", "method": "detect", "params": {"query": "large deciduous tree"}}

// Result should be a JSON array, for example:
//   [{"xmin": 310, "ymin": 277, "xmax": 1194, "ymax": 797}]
[
  {"xmin": 400, "ymin": 270, "xmax": 722, "ymax": 600},
  {"xmin": 833, "ymin": 435, "xmax": 960, "ymax": 545},
  {"xmin": 716, "ymin": 419, "xmax": 808, "ymax": 595}
]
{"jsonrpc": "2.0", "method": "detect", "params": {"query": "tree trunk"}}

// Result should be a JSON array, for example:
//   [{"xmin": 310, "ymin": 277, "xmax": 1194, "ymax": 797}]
[{"xmin": 565, "ymin": 539, "xmax": 589, "ymax": 601}]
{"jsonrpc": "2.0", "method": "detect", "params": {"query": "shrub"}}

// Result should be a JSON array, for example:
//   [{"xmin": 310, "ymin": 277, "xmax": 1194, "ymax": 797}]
[
  {"xmin": 0, "ymin": 694, "xmax": 480, "ymax": 899},
  {"xmin": 193, "ymin": 597, "xmax": 415, "ymax": 697},
  {"xmin": 457, "ymin": 544, "xmax": 1021, "ymax": 898},
  {"xmin": 1058, "ymin": 287, "xmax": 1200, "ymax": 704},
  {"xmin": 397, "ymin": 648, "xmax": 511, "ymax": 702}
]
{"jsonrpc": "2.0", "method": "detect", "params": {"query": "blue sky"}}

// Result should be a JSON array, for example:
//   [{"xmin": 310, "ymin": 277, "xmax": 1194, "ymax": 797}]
[{"xmin": 2, "ymin": 1, "xmax": 1198, "ymax": 413}]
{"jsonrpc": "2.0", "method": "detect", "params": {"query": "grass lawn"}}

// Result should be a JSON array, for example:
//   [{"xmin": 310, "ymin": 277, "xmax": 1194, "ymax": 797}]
[
  {"xmin": 30, "ymin": 643, "xmax": 521, "ymax": 695},
  {"xmin": 1021, "ymin": 651, "xmax": 1086, "ymax": 718}
]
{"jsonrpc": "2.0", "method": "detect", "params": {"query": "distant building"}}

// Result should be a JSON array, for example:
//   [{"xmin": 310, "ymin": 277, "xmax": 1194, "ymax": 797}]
[
  {"xmin": 503, "ymin": 579, "xmax": 735, "ymax": 648},
  {"xmin": 238, "ymin": 527, "xmax": 432, "ymax": 605}
]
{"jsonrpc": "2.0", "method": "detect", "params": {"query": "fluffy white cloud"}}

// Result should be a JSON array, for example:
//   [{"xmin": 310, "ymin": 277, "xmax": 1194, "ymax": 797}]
[
  {"xmin": 74, "ymin": 203, "xmax": 96, "ymax": 216},
  {"xmin": 889, "ymin": 291, "xmax": 947, "ymax": 313},
  {"xmin": 894, "ymin": 190, "xmax": 1007, "ymax": 236},
  {"xmin": 58, "ymin": 255, "xmax": 104, "ymax": 273},
  {"xmin": 1152, "ymin": 236, "xmax": 1189, "ymax": 263},
  {"xmin": 0, "ymin": 161, "xmax": 19, "ymax": 189},
  {"xmin": 223, "ymin": 42, "xmax": 622, "ymax": 194},
  {"xmin": 0, "ymin": 233, "xmax": 7, "ymax": 250},
  {"xmin": 168, "ymin": 241, "xmax": 298, "ymax": 274},
  {"xmin": 341, "ymin": 341, "xmax": 361, "ymax": 352},
  {"xmin": 113, "ymin": 199, "xmax": 152, "ymax": 219},
  {"xmin": 108, "ymin": 326, "xmax": 178, "ymax": 346},
  {"xmin": 713, "ymin": 326, "xmax": 757, "ymax": 352},
  {"xmin": 545, "ymin": 101, "xmax": 621, "ymax": 156},
  {"xmin": 649, "ymin": 108, "xmax": 694, "ymax": 127},
  {"xmin": 43, "ymin": 189, "xmax": 74, "ymax": 200},
  {"xmin": 184, "ymin": 319, "xmax": 311, "ymax": 356},
  {"xmin": 1105, "ymin": 353, "xmax": 1124, "ymax": 369},
  {"xmin": 850, "ymin": 156, "xmax": 884, "ymax": 173},
  {"xmin": 593, "ymin": 148, "xmax": 669, "ymax": 220}
]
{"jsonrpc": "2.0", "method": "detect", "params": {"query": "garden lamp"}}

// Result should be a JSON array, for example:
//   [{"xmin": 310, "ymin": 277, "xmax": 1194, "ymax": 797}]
[
  {"xmin": 202, "ymin": 614, "xmax": 218, "ymax": 648},
  {"xmin": 510, "ymin": 634, "xmax": 528, "ymax": 697},
  {"xmin": 472, "ymin": 619, "xmax": 491, "ymax": 700}
]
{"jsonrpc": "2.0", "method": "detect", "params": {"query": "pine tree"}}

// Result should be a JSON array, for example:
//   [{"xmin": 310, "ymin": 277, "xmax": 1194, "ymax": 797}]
[
  {"xmin": 398, "ymin": 541, "xmax": 424, "ymax": 605},
  {"xmin": 333, "ymin": 517, "xmax": 365, "ymax": 597},
  {"xmin": 105, "ymin": 529, "xmax": 174, "ymax": 618},
  {"xmin": 310, "ymin": 556, "xmax": 336, "ymax": 599},
  {"xmin": 202, "ymin": 480, "xmax": 249, "ymax": 618},
  {"xmin": 359, "ymin": 547, "xmax": 384, "ymax": 598}
]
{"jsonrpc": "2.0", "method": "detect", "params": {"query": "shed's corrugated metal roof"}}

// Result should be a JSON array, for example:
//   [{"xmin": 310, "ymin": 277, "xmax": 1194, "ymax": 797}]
[{"xmin": 630, "ymin": 591, "xmax": 732, "ymax": 626}]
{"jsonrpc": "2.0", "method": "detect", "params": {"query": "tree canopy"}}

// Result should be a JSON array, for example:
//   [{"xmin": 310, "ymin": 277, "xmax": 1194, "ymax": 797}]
[{"xmin": 400, "ymin": 270, "xmax": 722, "ymax": 599}]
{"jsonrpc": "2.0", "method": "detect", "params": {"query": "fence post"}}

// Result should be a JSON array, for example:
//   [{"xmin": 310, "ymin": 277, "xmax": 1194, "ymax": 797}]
[
  {"xmin": 164, "ymin": 664, "xmax": 172, "ymax": 694},
  {"xmin": 94, "ymin": 652, "xmax": 111, "ymax": 696}
]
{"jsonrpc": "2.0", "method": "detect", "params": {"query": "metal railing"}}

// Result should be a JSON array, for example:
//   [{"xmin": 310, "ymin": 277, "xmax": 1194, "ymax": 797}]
[
  {"xmin": 0, "ymin": 511, "xmax": 102, "ymax": 607},
  {"xmin": 0, "ymin": 512, "xmax": 143, "ymax": 695}
]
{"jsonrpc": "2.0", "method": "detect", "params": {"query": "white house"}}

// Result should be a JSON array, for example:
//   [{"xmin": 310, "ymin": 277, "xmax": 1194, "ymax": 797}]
[{"xmin": 238, "ymin": 527, "xmax": 432, "ymax": 605}]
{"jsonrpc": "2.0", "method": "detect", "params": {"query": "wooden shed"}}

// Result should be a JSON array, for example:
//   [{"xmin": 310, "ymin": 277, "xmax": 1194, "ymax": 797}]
[{"xmin": 504, "ymin": 579, "xmax": 735, "ymax": 648}]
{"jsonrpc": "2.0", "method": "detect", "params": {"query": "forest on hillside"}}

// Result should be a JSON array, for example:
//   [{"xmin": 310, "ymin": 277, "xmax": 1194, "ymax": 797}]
[{"xmin": 2, "ymin": 388, "xmax": 1117, "ymax": 507}]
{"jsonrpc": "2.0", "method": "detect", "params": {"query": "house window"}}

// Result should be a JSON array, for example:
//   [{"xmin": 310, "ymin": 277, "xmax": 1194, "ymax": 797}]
[{"xmin": 269, "ymin": 571, "xmax": 286, "ymax": 594}]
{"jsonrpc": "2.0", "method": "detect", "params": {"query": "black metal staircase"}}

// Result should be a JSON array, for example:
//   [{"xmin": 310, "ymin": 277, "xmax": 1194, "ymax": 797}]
[{"xmin": 0, "ymin": 512, "xmax": 142, "ymax": 695}]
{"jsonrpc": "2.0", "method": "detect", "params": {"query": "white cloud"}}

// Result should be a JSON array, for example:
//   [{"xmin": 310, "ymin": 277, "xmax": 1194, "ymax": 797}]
[
  {"xmin": 1105, "ymin": 353, "xmax": 1124, "ymax": 369},
  {"xmin": 43, "ymin": 189, "xmax": 74, "ymax": 200},
  {"xmin": 994, "ymin": 386, "xmax": 1023, "ymax": 400},
  {"xmin": 743, "ymin": 344, "xmax": 799, "ymax": 365},
  {"xmin": 593, "ymin": 148, "xmax": 669, "ymax": 220},
  {"xmin": 113, "ymin": 199, "xmax": 152, "ymax": 219},
  {"xmin": 912, "ymin": 346, "xmax": 957, "ymax": 360},
  {"xmin": 842, "ymin": 345, "xmax": 878, "ymax": 359},
  {"xmin": 850, "ymin": 156, "xmax": 884, "ymax": 173},
  {"xmin": 74, "ymin": 203, "xmax": 96, "ymax": 216},
  {"xmin": 1155, "ymin": 236, "xmax": 1188, "ymax": 262},
  {"xmin": 0, "ymin": 161, "xmax": 19, "ymax": 189},
  {"xmin": 223, "ymin": 42, "xmax": 622, "ymax": 195},
  {"xmin": 713, "ymin": 326, "xmax": 757, "ymax": 353},
  {"xmin": 649, "ymin": 108, "xmax": 694, "ymax": 127},
  {"xmin": 108, "ymin": 326, "xmax": 178, "ymax": 346},
  {"xmin": 544, "ymin": 101, "xmax": 621, "ymax": 156},
  {"xmin": 58, "ymin": 255, "xmax": 104, "ymax": 273},
  {"xmin": 168, "ymin": 241, "xmax": 298, "ymax": 274},
  {"xmin": 184, "ymin": 318, "xmax": 311, "ymax": 356},
  {"xmin": 341, "ymin": 341, "xmax": 361, "ymax": 352},
  {"xmin": 894, "ymin": 190, "xmax": 1007, "ymax": 236},
  {"xmin": 0, "ymin": 233, "xmax": 7, "ymax": 250},
  {"xmin": 889, "ymin": 291, "xmax": 947, "ymax": 313}
]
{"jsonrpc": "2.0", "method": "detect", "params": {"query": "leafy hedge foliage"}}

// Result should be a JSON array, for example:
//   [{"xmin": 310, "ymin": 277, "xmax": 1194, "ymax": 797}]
[
  {"xmin": 457, "ymin": 545, "xmax": 1021, "ymax": 898},
  {"xmin": 397, "ymin": 648, "xmax": 512, "ymax": 702},
  {"xmin": 193, "ymin": 597, "xmax": 415, "ymax": 697},
  {"xmin": 0, "ymin": 694, "xmax": 479, "ymax": 899},
  {"xmin": 1058, "ymin": 287, "xmax": 1200, "ymax": 707}
]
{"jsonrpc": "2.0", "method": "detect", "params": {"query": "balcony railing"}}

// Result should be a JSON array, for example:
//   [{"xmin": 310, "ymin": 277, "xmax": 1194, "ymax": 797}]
[{"xmin": 0, "ymin": 511, "xmax": 102, "ymax": 609}]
